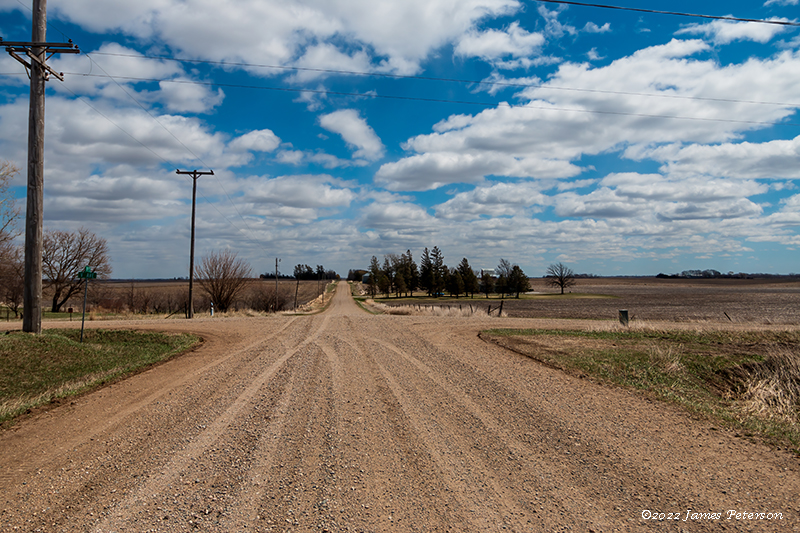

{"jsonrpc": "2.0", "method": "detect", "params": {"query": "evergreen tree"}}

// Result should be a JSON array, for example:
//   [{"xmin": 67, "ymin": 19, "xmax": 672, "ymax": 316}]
[
  {"xmin": 382, "ymin": 256, "xmax": 394, "ymax": 296},
  {"xmin": 420, "ymin": 247, "xmax": 434, "ymax": 296},
  {"xmin": 431, "ymin": 246, "xmax": 446, "ymax": 296},
  {"xmin": 447, "ymin": 268, "xmax": 464, "ymax": 298},
  {"xmin": 390, "ymin": 253, "xmax": 408, "ymax": 297},
  {"xmin": 406, "ymin": 250, "xmax": 419, "ymax": 296},
  {"xmin": 508, "ymin": 265, "xmax": 531, "ymax": 298},
  {"xmin": 480, "ymin": 271, "xmax": 494, "ymax": 298},
  {"xmin": 368, "ymin": 255, "xmax": 381, "ymax": 297},
  {"xmin": 394, "ymin": 267, "xmax": 407, "ymax": 296},
  {"xmin": 458, "ymin": 258, "xmax": 479, "ymax": 298},
  {"xmin": 377, "ymin": 271, "xmax": 391, "ymax": 296}
]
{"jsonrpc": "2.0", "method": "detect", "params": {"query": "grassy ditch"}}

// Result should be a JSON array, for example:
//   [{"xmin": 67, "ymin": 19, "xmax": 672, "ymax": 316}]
[
  {"xmin": 481, "ymin": 327, "xmax": 800, "ymax": 452},
  {"xmin": 0, "ymin": 329, "xmax": 200, "ymax": 425}
]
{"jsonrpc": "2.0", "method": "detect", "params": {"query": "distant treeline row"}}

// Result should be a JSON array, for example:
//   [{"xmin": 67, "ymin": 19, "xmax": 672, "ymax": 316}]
[
  {"xmin": 658, "ymin": 270, "xmax": 800, "ymax": 279},
  {"xmin": 260, "ymin": 264, "xmax": 338, "ymax": 281},
  {"xmin": 348, "ymin": 247, "xmax": 531, "ymax": 298}
]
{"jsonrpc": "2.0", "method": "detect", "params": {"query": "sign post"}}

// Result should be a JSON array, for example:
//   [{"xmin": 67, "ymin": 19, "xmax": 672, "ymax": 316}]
[{"xmin": 77, "ymin": 266, "xmax": 96, "ymax": 342}]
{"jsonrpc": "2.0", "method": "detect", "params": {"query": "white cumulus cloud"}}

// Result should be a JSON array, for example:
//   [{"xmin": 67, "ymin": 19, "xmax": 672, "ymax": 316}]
[
  {"xmin": 676, "ymin": 19, "xmax": 791, "ymax": 45},
  {"xmin": 318, "ymin": 109, "xmax": 385, "ymax": 161},
  {"xmin": 455, "ymin": 22, "xmax": 545, "ymax": 61}
]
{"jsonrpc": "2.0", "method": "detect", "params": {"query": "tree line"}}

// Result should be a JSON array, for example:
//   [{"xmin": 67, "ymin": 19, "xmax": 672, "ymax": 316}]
[
  {"xmin": 291, "ymin": 264, "xmax": 338, "ymax": 281},
  {"xmin": 349, "ymin": 247, "xmax": 532, "ymax": 299}
]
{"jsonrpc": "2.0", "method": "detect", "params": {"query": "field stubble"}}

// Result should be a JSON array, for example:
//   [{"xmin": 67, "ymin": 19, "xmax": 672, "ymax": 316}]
[
  {"xmin": 504, "ymin": 277, "xmax": 800, "ymax": 324},
  {"xmin": 380, "ymin": 277, "xmax": 800, "ymax": 325}
]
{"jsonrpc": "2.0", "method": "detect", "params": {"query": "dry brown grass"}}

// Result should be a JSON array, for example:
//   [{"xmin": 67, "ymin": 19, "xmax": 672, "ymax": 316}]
[
  {"xmin": 364, "ymin": 299, "xmax": 506, "ymax": 317},
  {"xmin": 739, "ymin": 346, "xmax": 800, "ymax": 423},
  {"xmin": 482, "ymin": 324, "xmax": 800, "ymax": 451},
  {"xmin": 647, "ymin": 342, "xmax": 685, "ymax": 374},
  {"xmin": 42, "ymin": 279, "xmax": 330, "ymax": 318}
]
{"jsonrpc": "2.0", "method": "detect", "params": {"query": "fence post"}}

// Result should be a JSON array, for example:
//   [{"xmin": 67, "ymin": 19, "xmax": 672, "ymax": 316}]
[
  {"xmin": 619, "ymin": 309, "xmax": 629, "ymax": 327},
  {"xmin": 499, "ymin": 300, "xmax": 504, "ymax": 317}
]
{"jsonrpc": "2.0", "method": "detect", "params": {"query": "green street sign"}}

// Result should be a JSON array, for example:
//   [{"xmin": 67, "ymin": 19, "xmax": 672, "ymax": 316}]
[{"xmin": 78, "ymin": 266, "xmax": 97, "ymax": 279}]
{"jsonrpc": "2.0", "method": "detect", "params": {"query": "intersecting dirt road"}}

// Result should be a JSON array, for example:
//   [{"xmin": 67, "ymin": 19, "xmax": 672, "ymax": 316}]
[{"xmin": 1, "ymin": 283, "xmax": 798, "ymax": 532}]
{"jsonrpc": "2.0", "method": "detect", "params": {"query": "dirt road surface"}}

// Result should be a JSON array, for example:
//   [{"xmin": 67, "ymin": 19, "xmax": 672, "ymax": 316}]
[{"xmin": 1, "ymin": 283, "xmax": 798, "ymax": 532}]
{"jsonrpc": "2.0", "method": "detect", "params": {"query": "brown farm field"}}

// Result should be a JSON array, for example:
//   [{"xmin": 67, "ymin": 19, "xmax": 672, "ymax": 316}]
[
  {"xmin": 38, "ymin": 278, "xmax": 331, "ymax": 318},
  {"xmin": 381, "ymin": 277, "xmax": 800, "ymax": 325}
]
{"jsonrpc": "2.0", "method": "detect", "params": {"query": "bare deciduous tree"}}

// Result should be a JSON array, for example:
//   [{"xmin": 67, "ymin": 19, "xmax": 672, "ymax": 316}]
[
  {"xmin": 196, "ymin": 249, "xmax": 252, "ymax": 312},
  {"xmin": 0, "ymin": 161, "xmax": 20, "ymax": 249},
  {"xmin": 0, "ymin": 244, "xmax": 24, "ymax": 316},
  {"xmin": 496, "ymin": 258, "xmax": 513, "ymax": 298},
  {"xmin": 247, "ymin": 283, "xmax": 289, "ymax": 313},
  {"xmin": 546, "ymin": 262, "xmax": 576, "ymax": 294},
  {"xmin": 43, "ymin": 228, "xmax": 112, "ymax": 312}
]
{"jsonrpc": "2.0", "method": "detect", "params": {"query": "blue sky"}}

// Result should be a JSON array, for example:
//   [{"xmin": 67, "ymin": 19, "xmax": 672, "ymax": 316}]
[{"xmin": 1, "ymin": 0, "xmax": 799, "ymax": 278}]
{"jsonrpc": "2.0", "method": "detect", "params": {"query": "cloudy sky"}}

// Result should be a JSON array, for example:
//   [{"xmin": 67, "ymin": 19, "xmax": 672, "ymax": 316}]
[{"xmin": 1, "ymin": 0, "xmax": 799, "ymax": 279}]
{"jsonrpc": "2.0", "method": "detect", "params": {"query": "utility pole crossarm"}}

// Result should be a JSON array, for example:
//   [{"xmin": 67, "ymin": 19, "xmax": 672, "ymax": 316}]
[
  {"xmin": 176, "ymin": 170, "xmax": 214, "ymax": 179},
  {"xmin": 2, "ymin": 38, "xmax": 79, "ymax": 82}
]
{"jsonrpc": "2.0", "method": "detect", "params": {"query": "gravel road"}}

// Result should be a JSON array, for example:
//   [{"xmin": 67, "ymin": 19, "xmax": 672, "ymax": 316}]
[{"xmin": 1, "ymin": 282, "xmax": 798, "ymax": 532}]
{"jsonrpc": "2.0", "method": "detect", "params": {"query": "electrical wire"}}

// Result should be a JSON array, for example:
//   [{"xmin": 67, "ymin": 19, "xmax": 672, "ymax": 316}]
[
  {"xmin": 534, "ymin": 0, "xmax": 800, "ymax": 26},
  {"xmin": 87, "ymin": 51, "xmax": 800, "ymax": 109},
  {"xmin": 65, "ymin": 72, "xmax": 800, "ymax": 128},
  {"xmin": 52, "ymin": 75, "xmax": 271, "ymax": 255},
  {"xmin": 8, "ymin": 0, "xmax": 273, "ymax": 255},
  {"xmin": 6, "ymin": 0, "xmax": 800, "ymax": 254},
  {"xmin": 81, "ymin": 52, "xmax": 269, "ymax": 249}
]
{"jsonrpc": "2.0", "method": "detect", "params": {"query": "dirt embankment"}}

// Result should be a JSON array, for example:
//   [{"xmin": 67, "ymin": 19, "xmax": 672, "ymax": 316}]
[{"xmin": 0, "ymin": 283, "xmax": 797, "ymax": 532}]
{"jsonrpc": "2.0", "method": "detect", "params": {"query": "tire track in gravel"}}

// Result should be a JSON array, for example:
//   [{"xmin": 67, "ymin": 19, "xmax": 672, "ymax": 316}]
[
  {"xmin": 319, "ymin": 320, "xmax": 475, "ymax": 532},
  {"xmin": 395, "ymin": 318, "xmax": 800, "ymax": 532},
  {"xmin": 245, "ymin": 341, "xmax": 340, "ymax": 532},
  {"xmin": 0, "ymin": 317, "xmax": 299, "ymax": 486},
  {"xmin": 319, "ymin": 316, "xmax": 508, "ymax": 532},
  {"xmin": 362, "ymin": 336, "xmax": 534, "ymax": 531},
  {"xmin": 367, "ymin": 330, "xmax": 712, "ymax": 531},
  {"xmin": 372, "ymin": 328, "xmax": 656, "ymax": 528},
  {"xmin": 212, "ymin": 346, "xmax": 307, "ymax": 531},
  {"xmin": 94, "ymin": 314, "xmax": 331, "ymax": 532}
]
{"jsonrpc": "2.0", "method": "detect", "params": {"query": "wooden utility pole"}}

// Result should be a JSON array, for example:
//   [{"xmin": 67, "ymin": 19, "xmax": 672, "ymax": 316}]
[
  {"xmin": 3, "ymin": 0, "xmax": 79, "ymax": 333},
  {"xmin": 275, "ymin": 258, "xmax": 280, "ymax": 310},
  {"xmin": 176, "ymin": 169, "xmax": 214, "ymax": 319}
]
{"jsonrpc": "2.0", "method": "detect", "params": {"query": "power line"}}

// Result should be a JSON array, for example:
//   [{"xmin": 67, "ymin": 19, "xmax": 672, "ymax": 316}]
[
  {"xmin": 83, "ymin": 53, "xmax": 268, "ymax": 236},
  {"xmin": 83, "ymin": 54, "xmax": 205, "ymax": 165},
  {"xmin": 65, "ymin": 72, "xmax": 800, "ymax": 128},
  {"xmin": 56, "ymin": 78, "xmax": 273, "ymax": 254},
  {"xmin": 7, "ymin": 1, "xmax": 271, "ymax": 255},
  {"xmin": 56, "ymin": 82, "xmax": 175, "ymax": 166},
  {"xmin": 85, "ymin": 52, "xmax": 800, "ymax": 109},
  {"xmin": 534, "ymin": 1, "xmax": 800, "ymax": 27},
  {"xmin": 70, "ymin": 53, "xmax": 271, "ymax": 253}
]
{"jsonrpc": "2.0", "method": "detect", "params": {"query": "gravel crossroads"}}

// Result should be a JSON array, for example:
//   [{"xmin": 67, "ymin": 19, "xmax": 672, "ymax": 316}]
[{"xmin": 1, "ymin": 282, "xmax": 798, "ymax": 532}]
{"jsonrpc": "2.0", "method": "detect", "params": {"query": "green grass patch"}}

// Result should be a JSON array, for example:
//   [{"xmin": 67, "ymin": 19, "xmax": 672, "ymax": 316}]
[
  {"xmin": 482, "ymin": 327, "xmax": 800, "ymax": 453},
  {"xmin": 0, "ymin": 329, "xmax": 200, "ymax": 425}
]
